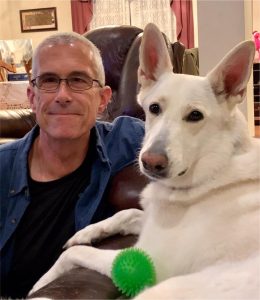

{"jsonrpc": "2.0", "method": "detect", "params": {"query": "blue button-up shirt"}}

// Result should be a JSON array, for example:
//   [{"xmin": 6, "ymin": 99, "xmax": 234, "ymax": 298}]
[{"xmin": 0, "ymin": 116, "xmax": 144, "ymax": 274}]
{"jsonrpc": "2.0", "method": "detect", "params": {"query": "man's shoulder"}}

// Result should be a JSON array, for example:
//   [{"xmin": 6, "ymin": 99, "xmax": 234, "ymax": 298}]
[
  {"xmin": 96, "ymin": 116, "xmax": 145, "ymax": 138},
  {"xmin": 95, "ymin": 117, "xmax": 144, "ymax": 171},
  {"xmin": 0, "ymin": 128, "xmax": 35, "ymax": 159},
  {"xmin": 0, "ymin": 139, "xmax": 21, "ymax": 155},
  {"xmin": 0, "ymin": 140, "xmax": 22, "ymax": 176}
]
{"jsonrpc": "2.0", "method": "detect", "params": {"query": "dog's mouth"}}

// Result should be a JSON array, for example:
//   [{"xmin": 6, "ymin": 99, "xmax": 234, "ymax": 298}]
[
  {"xmin": 142, "ymin": 168, "xmax": 188, "ymax": 181},
  {"xmin": 178, "ymin": 169, "xmax": 188, "ymax": 176},
  {"xmin": 142, "ymin": 169, "xmax": 169, "ymax": 180}
]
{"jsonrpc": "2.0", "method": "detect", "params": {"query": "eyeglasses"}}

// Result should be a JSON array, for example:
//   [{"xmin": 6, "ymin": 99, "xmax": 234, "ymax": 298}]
[{"xmin": 31, "ymin": 74, "xmax": 103, "ymax": 92}]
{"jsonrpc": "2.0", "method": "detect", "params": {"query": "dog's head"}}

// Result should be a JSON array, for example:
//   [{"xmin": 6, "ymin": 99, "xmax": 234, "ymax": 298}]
[{"xmin": 137, "ymin": 23, "xmax": 255, "ymax": 189}]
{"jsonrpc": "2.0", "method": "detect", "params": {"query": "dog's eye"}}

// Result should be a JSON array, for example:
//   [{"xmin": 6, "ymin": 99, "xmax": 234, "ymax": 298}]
[
  {"xmin": 149, "ymin": 103, "xmax": 161, "ymax": 115},
  {"xmin": 186, "ymin": 110, "xmax": 204, "ymax": 122}
]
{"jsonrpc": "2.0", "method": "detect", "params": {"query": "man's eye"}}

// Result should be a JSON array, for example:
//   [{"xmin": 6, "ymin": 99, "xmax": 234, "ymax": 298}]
[
  {"xmin": 41, "ymin": 76, "xmax": 58, "ymax": 83},
  {"xmin": 70, "ymin": 77, "xmax": 87, "ymax": 83}
]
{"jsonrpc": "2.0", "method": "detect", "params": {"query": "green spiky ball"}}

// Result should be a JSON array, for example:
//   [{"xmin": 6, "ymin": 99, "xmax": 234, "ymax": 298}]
[{"xmin": 111, "ymin": 248, "xmax": 156, "ymax": 297}]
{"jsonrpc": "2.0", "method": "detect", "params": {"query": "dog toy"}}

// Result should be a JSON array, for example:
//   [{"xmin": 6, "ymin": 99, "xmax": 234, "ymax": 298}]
[{"xmin": 111, "ymin": 248, "xmax": 156, "ymax": 297}]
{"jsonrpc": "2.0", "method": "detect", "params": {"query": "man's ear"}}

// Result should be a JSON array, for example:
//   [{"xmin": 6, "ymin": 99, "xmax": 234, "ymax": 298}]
[
  {"xmin": 98, "ymin": 86, "xmax": 112, "ymax": 113},
  {"xmin": 27, "ymin": 85, "xmax": 36, "ymax": 112}
]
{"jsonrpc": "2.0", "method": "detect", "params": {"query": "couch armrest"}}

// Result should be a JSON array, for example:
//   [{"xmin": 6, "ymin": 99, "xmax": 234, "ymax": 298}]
[
  {"xmin": 0, "ymin": 109, "xmax": 36, "ymax": 143},
  {"xmin": 28, "ymin": 234, "xmax": 138, "ymax": 299},
  {"xmin": 108, "ymin": 164, "xmax": 149, "ymax": 211}
]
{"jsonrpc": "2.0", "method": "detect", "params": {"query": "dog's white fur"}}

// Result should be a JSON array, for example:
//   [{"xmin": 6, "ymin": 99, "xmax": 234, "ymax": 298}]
[{"xmin": 30, "ymin": 23, "xmax": 260, "ymax": 299}]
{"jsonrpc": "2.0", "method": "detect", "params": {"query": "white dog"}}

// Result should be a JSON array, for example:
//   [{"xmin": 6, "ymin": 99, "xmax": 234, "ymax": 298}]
[{"xmin": 30, "ymin": 23, "xmax": 260, "ymax": 299}]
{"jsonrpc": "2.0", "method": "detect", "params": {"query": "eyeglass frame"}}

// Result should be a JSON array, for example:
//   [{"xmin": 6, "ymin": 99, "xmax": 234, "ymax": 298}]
[{"xmin": 30, "ymin": 73, "xmax": 103, "ymax": 92}]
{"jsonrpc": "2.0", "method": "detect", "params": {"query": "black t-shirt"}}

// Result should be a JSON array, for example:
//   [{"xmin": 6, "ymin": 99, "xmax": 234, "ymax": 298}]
[{"xmin": 1, "ymin": 138, "xmax": 95, "ymax": 298}]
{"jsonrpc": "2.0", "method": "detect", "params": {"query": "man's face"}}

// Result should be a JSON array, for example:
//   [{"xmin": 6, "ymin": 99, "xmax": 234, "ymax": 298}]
[{"xmin": 28, "ymin": 41, "xmax": 111, "ymax": 141}]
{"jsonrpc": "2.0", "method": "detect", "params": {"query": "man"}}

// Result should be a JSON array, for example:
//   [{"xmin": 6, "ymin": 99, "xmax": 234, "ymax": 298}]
[{"xmin": 0, "ymin": 32, "xmax": 144, "ymax": 298}]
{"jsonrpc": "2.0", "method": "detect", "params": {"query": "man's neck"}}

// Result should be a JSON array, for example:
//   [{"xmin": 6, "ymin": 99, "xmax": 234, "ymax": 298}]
[{"xmin": 29, "ymin": 132, "xmax": 90, "ymax": 182}]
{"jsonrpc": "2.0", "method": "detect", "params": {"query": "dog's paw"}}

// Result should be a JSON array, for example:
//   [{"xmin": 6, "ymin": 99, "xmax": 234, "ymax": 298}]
[
  {"xmin": 64, "ymin": 224, "xmax": 105, "ymax": 248},
  {"xmin": 29, "ymin": 248, "xmax": 75, "ymax": 295},
  {"xmin": 29, "ymin": 272, "xmax": 55, "ymax": 296},
  {"xmin": 64, "ymin": 209, "xmax": 144, "ymax": 249}
]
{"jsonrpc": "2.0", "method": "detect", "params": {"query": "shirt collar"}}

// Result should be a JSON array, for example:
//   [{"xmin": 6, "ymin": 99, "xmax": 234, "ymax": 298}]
[
  {"xmin": 93, "ymin": 123, "xmax": 111, "ymax": 164},
  {"xmin": 9, "ymin": 123, "xmax": 111, "ymax": 197},
  {"xmin": 9, "ymin": 126, "xmax": 39, "ymax": 197}
]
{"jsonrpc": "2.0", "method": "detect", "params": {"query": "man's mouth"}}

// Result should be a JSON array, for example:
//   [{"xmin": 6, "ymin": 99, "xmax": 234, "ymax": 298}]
[{"xmin": 48, "ymin": 112, "xmax": 82, "ymax": 116}]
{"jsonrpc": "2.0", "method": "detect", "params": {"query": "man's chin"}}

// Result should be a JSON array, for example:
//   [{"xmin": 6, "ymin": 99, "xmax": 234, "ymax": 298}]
[{"xmin": 41, "ymin": 128, "xmax": 88, "ymax": 142}]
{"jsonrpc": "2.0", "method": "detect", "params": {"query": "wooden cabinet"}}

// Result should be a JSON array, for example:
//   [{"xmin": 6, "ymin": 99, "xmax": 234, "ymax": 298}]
[{"xmin": 253, "ymin": 63, "xmax": 260, "ymax": 137}]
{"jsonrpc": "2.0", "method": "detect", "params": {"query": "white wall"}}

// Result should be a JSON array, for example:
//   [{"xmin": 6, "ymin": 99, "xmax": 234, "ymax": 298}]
[
  {"xmin": 192, "ymin": 0, "xmax": 198, "ymax": 48},
  {"xmin": 253, "ymin": 0, "xmax": 260, "ymax": 31},
  {"xmin": 197, "ymin": 0, "xmax": 246, "ymax": 76},
  {"xmin": 196, "ymin": 0, "xmax": 254, "ymax": 135},
  {"xmin": 0, "ymin": 0, "xmax": 72, "ymax": 49}
]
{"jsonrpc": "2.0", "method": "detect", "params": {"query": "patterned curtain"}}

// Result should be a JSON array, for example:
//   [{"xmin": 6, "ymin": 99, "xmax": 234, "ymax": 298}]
[
  {"xmin": 130, "ymin": 0, "xmax": 175, "ymax": 42},
  {"xmin": 71, "ymin": 0, "xmax": 93, "ymax": 34},
  {"xmin": 91, "ymin": 0, "xmax": 176, "ymax": 42},
  {"xmin": 90, "ymin": 0, "xmax": 130, "ymax": 29}
]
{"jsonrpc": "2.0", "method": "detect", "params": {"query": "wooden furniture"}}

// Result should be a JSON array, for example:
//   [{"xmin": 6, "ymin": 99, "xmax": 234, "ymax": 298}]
[
  {"xmin": 0, "ymin": 59, "xmax": 16, "ymax": 82},
  {"xmin": 23, "ymin": 58, "xmax": 32, "ymax": 80},
  {"xmin": 253, "ymin": 63, "xmax": 260, "ymax": 137}
]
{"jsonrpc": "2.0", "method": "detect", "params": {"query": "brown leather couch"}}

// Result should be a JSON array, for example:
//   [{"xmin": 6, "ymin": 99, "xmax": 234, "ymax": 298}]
[
  {"xmin": 0, "ymin": 109, "xmax": 36, "ymax": 144},
  {"xmin": 0, "ymin": 25, "xmax": 186, "ymax": 299}
]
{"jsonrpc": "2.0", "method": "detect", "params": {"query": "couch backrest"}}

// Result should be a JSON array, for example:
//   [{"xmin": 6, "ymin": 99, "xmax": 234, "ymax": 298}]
[
  {"xmin": 85, "ymin": 25, "xmax": 184, "ymax": 121},
  {"xmin": 84, "ymin": 25, "xmax": 144, "ymax": 121}
]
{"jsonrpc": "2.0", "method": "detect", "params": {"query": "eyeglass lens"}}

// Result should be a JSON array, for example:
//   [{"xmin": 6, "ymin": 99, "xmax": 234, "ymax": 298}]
[{"xmin": 34, "ymin": 74, "xmax": 96, "ymax": 91}]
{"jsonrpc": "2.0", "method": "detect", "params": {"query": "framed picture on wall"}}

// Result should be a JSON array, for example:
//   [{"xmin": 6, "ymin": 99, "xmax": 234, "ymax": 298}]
[{"xmin": 20, "ymin": 7, "xmax": 58, "ymax": 33}]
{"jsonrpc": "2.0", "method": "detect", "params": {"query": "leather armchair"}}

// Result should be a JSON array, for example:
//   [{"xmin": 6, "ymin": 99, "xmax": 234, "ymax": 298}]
[{"xmin": 84, "ymin": 25, "xmax": 184, "ymax": 122}]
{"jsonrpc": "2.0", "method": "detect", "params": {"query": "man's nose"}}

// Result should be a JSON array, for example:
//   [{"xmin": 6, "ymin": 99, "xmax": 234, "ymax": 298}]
[{"xmin": 55, "ymin": 81, "xmax": 72, "ymax": 103}]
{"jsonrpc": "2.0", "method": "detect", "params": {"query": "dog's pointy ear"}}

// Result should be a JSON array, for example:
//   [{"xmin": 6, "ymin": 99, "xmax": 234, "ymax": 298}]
[
  {"xmin": 207, "ymin": 41, "xmax": 255, "ymax": 107},
  {"xmin": 138, "ymin": 23, "xmax": 173, "ymax": 88}
]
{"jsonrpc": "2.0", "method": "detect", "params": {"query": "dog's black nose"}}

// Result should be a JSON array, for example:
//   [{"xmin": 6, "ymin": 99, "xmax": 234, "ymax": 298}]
[{"xmin": 141, "ymin": 151, "xmax": 168, "ymax": 177}]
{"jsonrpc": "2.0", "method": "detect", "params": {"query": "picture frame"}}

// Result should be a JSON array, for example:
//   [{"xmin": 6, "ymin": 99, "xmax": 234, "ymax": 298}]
[{"xmin": 20, "ymin": 7, "xmax": 58, "ymax": 33}]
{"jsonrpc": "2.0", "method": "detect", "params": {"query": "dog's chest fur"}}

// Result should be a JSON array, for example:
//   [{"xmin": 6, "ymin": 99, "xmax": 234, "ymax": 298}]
[{"xmin": 136, "ymin": 179, "xmax": 260, "ymax": 282}]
